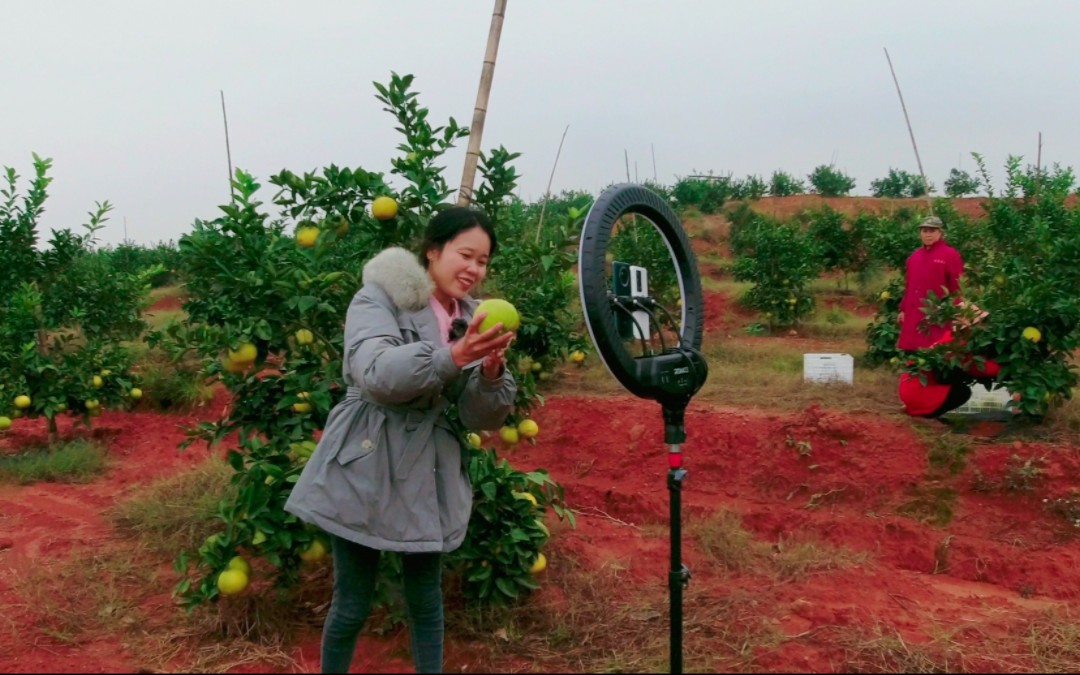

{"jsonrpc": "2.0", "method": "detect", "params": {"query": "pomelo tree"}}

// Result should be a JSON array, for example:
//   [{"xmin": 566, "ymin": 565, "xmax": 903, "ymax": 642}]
[
  {"xmin": 0, "ymin": 155, "xmax": 152, "ymax": 444},
  {"xmin": 164, "ymin": 74, "xmax": 573, "ymax": 612}
]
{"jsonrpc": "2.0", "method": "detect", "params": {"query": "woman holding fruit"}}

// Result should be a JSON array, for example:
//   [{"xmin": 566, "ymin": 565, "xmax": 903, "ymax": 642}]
[{"xmin": 286, "ymin": 205, "xmax": 516, "ymax": 674}]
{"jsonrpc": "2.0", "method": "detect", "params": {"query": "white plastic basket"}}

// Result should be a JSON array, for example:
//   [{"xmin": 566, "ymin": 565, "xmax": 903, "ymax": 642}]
[
  {"xmin": 803, "ymin": 353, "xmax": 854, "ymax": 385},
  {"xmin": 954, "ymin": 383, "xmax": 1013, "ymax": 416}
]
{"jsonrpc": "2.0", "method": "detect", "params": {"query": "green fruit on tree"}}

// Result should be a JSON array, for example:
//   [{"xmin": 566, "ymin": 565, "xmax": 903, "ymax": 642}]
[
  {"xmin": 299, "ymin": 539, "xmax": 328, "ymax": 562},
  {"xmin": 228, "ymin": 342, "xmax": 258, "ymax": 364},
  {"xmin": 517, "ymin": 419, "xmax": 539, "ymax": 438},
  {"xmin": 227, "ymin": 556, "xmax": 251, "ymax": 576},
  {"xmin": 129, "ymin": 388, "xmax": 142, "ymax": 400},
  {"xmin": 499, "ymin": 425, "xmax": 520, "ymax": 444},
  {"xmin": 14, "ymin": 395, "xmax": 31, "ymax": 410},
  {"xmin": 371, "ymin": 195, "xmax": 398, "ymax": 220},
  {"xmin": 538, "ymin": 372, "xmax": 551, "ymax": 381},
  {"xmin": 335, "ymin": 218, "xmax": 349, "ymax": 236},
  {"xmin": 217, "ymin": 569, "xmax": 249, "ymax": 596},
  {"xmin": 295, "ymin": 328, "xmax": 314, "ymax": 345},
  {"xmin": 296, "ymin": 226, "xmax": 320, "ymax": 248},
  {"xmin": 252, "ymin": 530, "xmax": 268, "ymax": 546},
  {"xmin": 475, "ymin": 299, "xmax": 521, "ymax": 334},
  {"xmin": 531, "ymin": 361, "xmax": 543, "ymax": 373},
  {"xmin": 0, "ymin": 417, "xmax": 10, "ymax": 431}
]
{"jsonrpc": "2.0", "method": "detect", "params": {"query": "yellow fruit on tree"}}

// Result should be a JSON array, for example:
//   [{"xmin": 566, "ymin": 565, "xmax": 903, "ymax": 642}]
[
  {"xmin": 296, "ymin": 225, "xmax": 320, "ymax": 248},
  {"xmin": 129, "ymin": 388, "xmax": 143, "ymax": 400},
  {"xmin": 499, "ymin": 426, "xmax": 520, "ymax": 444},
  {"xmin": 467, "ymin": 432, "xmax": 482, "ymax": 449},
  {"xmin": 517, "ymin": 419, "xmax": 539, "ymax": 438},
  {"xmin": 569, "ymin": 350, "xmax": 585, "ymax": 363},
  {"xmin": 880, "ymin": 291, "xmax": 891, "ymax": 300},
  {"xmin": 295, "ymin": 328, "xmax": 314, "ymax": 345},
  {"xmin": 85, "ymin": 399, "xmax": 100, "ymax": 410},
  {"xmin": 475, "ymin": 298, "xmax": 521, "ymax": 334},
  {"xmin": 227, "ymin": 556, "xmax": 251, "ymax": 576},
  {"xmin": 293, "ymin": 402, "xmax": 312, "ymax": 414},
  {"xmin": 531, "ymin": 361, "xmax": 543, "ymax": 372},
  {"xmin": 299, "ymin": 539, "xmax": 328, "ymax": 562},
  {"xmin": 92, "ymin": 375, "xmax": 103, "ymax": 389},
  {"xmin": 223, "ymin": 357, "xmax": 248, "ymax": 374},
  {"xmin": 1022, "ymin": 326, "xmax": 1042, "ymax": 343},
  {"xmin": 228, "ymin": 342, "xmax": 258, "ymax": 364},
  {"xmin": 217, "ymin": 569, "xmax": 249, "ymax": 596},
  {"xmin": 0, "ymin": 416, "xmax": 10, "ymax": 431},
  {"xmin": 14, "ymin": 395, "xmax": 31, "ymax": 410},
  {"xmin": 529, "ymin": 552, "xmax": 547, "ymax": 575},
  {"xmin": 371, "ymin": 195, "xmax": 398, "ymax": 220},
  {"xmin": 538, "ymin": 372, "xmax": 551, "ymax": 381},
  {"xmin": 100, "ymin": 369, "xmax": 111, "ymax": 377}
]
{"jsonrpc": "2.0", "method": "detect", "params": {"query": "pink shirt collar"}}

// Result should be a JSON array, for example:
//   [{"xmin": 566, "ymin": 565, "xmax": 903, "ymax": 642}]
[{"xmin": 429, "ymin": 295, "xmax": 461, "ymax": 346}]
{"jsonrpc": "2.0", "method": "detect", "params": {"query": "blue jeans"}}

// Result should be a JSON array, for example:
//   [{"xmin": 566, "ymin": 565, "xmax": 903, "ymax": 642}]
[{"xmin": 321, "ymin": 535, "xmax": 444, "ymax": 674}]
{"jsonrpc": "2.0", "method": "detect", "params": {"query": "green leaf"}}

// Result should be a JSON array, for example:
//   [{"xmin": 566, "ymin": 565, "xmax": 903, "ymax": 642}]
[{"xmin": 494, "ymin": 577, "xmax": 519, "ymax": 599}]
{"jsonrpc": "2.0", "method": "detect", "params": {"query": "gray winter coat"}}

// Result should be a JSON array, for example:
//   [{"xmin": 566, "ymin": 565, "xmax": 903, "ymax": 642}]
[{"xmin": 284, "ymin": 247, "xmax": 516, "ymax": 553}]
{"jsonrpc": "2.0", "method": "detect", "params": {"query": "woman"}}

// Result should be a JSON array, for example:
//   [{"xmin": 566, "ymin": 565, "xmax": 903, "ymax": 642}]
[{"xmin": 285, "ymin": 206, "xmax": 516, "ymax": 674}]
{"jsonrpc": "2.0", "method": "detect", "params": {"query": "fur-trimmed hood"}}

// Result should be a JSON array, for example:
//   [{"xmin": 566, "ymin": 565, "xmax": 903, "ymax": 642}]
[{"xmin": 361, "ymin": 247, "xmax": 433, "ymax": 312}]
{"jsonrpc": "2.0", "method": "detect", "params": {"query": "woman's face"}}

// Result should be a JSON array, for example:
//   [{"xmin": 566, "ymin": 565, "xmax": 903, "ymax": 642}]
[{"xmin": 426, "ymin": 226, "xmax": 492, "ymax": 300}]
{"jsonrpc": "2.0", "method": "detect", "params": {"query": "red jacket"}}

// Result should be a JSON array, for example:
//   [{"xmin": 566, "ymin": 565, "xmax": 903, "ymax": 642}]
[
  {"xmin": 898, "ymin": 331, "xmax": 1000, "ymax": 417},
  {"xmin": 897, "ymin": 240, "xmax": 963, "ymax": 350}
]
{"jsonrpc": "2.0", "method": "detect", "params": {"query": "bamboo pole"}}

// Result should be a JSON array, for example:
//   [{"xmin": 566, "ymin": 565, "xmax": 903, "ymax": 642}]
[
  {"xmin": 457, "ymin": 0, "xmax": 507, "ymax": 205},
  {"xmin": 883, "ymin": 48, "xmax": 932, "ymax": 212},
  {"xmin": 221, "ymin": 90, "xmax": 234, "ymax": 201},
  {"xmin": 535, "ymin": 124, "xmax": 570, "ymax": 242}
]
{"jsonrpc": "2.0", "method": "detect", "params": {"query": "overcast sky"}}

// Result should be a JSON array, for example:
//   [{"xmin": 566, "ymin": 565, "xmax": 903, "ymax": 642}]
[{"xmin": 5, "ymin": 1, "xmax": 1079, "ymax": 247}]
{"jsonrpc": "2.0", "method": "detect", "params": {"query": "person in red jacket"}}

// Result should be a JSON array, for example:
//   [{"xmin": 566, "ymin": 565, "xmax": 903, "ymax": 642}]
[
  {"xmin": 897, "ymin": 216, "xmax": 964, "ymax": 351},
  {"xmin": 899, "ymin": 308, "xmax": 1000, "ymax": 419}
]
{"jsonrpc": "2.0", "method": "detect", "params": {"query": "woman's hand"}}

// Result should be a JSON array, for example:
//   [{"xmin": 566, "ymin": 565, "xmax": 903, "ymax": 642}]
[
  {"xmin": 450, "ymin": 311, "xmax": 515, "ymax": 369},
  {"xmin": 481, "ymin": 346, "xmax": 508, "ymax": 380}
]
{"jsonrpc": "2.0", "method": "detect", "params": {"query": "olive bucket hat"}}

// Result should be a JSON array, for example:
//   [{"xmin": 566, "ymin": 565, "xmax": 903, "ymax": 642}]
[{"xmin": 918, "ymin": 216, "xmax": 944, "ymax": 230}]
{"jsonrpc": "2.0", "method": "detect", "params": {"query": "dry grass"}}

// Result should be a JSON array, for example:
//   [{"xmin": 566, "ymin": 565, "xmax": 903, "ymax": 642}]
[
  {"xmin": 444, "ymin": 550, "xmax": 782, "ymax": 673},
  {"xmin": 108, "ymin": 455, "xmax": 234, "ymax": 556},
  {"xmin": 690, "ymin": 509, "xmax": 867, "ymax": 582},
  {"xmin": 827, "ymin": 608, "xmax": 1080, "ymax": 673},
  {"xmin": 9, "ymin": 547, "xmax": 150, "ymax": 645},
  {"xmin": 694, "ymin": 338, "xmax": 899, "ymax": 415}
]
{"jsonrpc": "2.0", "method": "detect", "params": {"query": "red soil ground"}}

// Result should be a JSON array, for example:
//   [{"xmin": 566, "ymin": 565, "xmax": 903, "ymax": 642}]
[{"xmin": 3, "ymin": 385, "xmax": 1079, "ymax": 672}]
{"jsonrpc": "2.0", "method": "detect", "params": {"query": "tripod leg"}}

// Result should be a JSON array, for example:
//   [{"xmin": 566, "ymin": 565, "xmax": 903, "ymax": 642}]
[{"xmin": 669, "ymin": 465, "xmax": 690, "ymax": 674}]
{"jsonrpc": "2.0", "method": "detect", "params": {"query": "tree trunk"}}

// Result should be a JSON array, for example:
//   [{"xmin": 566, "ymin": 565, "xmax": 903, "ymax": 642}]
[{"xmin": 457, "ymin": 0, "xmax": 507, "ymax": 205}]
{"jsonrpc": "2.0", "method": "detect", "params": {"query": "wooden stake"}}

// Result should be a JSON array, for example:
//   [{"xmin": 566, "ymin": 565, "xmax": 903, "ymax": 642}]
[
  {"xmin": 883, "ymin": 47, "xmax": 931, "ymax": 211},
  {"xmin": 535, "ymin": 124, "xmax": 569, "ymax": 242},
  {"xmin": 457, "ymin": 0, "xmax": 507, "ymax": 205}
]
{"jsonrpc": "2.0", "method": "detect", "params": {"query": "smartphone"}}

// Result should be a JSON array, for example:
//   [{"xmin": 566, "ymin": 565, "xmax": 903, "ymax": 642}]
[{"xmin": 612, "ymin": 260, "xmax": 649, "ymax": 340}]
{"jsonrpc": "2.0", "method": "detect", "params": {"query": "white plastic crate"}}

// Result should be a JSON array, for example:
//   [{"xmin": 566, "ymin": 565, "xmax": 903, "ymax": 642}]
[
  {"xmin": 803, "ymin": 353, "xmax": 854, "ymax": 385},
  {"xmin": 954, "ymin": 383, "xmax": 1013, "ymax": 416}
]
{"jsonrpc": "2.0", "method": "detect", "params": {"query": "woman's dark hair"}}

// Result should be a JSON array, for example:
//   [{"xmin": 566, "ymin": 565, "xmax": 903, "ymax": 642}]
[{"xmin": 417, "ymin": 206, "xmax": 497, "ymax": 268}]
